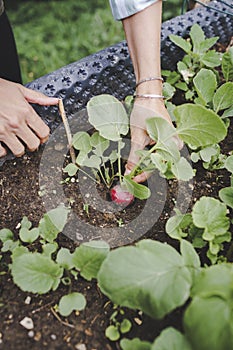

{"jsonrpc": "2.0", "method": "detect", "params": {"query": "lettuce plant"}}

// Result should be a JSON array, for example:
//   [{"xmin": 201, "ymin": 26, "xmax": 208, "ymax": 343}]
[{"xmin": 0, "ymin": 206, "xmax": 109, "ymax": 316}]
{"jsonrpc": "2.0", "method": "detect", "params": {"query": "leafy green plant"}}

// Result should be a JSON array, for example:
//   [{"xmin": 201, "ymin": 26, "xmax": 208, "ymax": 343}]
[
  {"xmin": 166, "ymin": 196, "xmax": 232, "ymax": 264},
  {"xmin": 98, "ymin": 239, "xmax": 200, "ymax": 319},
  {"xmin": 0, "ymin": 206, "xmax": 109, "ymax": 316},
  {"xmin": 97, "ymin": 239, "xmax": 233, "ymax": 350},
  {"xmin": 162, "ymin": 24, "xmax": 233, "ymax": 172},
  {"xmin": 219, "ymin": 155, "xmax": 233, "ymax": 209},
  {"xmin": 105, "ymin": 305, "xmax": 132, "ymax": 341},
  {"xmin": 163, "ymin": 24, "xmax": 222, "ymax": 101}
]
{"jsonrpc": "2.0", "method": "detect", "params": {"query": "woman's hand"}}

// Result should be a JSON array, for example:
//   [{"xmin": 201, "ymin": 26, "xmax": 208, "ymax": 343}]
[{"xmin": 0, "ymin": 78, "xmax": 59, "ymax": 157}]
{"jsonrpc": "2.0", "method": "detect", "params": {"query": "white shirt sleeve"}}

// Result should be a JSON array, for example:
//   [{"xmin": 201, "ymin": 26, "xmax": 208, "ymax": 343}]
[{"xmin": 109, "ymin": 0, "xmax": 160, "ymax": 20}]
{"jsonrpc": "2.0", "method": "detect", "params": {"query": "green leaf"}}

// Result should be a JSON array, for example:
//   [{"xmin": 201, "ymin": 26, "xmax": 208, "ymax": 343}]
[
  {"xmin": 175, "ymin": 81, "xmax": 188, "ymax": 92},
  {"xmin": 222, "ymin": 105, "xmax": 233, "ymax": 118},
  {"xmin": 184, "ymin": 264, "xmax": 233, "ymax": 350},
  {"xmin": 163, "ymin": 82, "xmax": 176, "ymax": 99},
  {"xmin": 90, "ymin": 131, "xmax": 110, "ymax": 156},
  {"xmin": 190, "ymin": 24, "xmax": 205, "ymax": 54},
  {"xmin": 192, "ymin": 197, "xmax": 229, "ymax": 237},
  {"xmin": 98, "ymin": 239, "xmax": 192, "ymax": 319},
  {"xmin": 171, "ymin": 157, "xmax": 194, "ymax": 181},
  {"xmin": 58, "ymin": 292, "xmax": 86, "ymax": 316},
  {"xmin": 191, "ymin": 263, "xmax": 233, "ymax": 299},
  {"xmin": 56, "ymin": 248, "xmax": 74, "ymax": 269},
  {"xmin": 2, "ymin": 240, "xmax": 19, "ymax": 253},
  {"xmin": 83, "ymin": 154, "xmax": 101, "ymax": 169},
  {"xmin": 213, "ymin": 82, "xmax": 233, "ymax": 113},
  {"xmin": 225, "ymin": 155, "xmax": 233, "ymax": 173},
  {"xmin": 151, "ymin": 327, "xmax": 192, "ymax": 350},
  {"xmin": 72, "ymin": 131, "xmax": 92, "ymax": 152},
  {"xmin": 150, "ymin": 153, "xmax": 168, "ymax": 174},
  {"xmin": 165, "ymin": 213, "xmax": 192, "ymax": 240},
  {"xmin": 0, "ymin": 229, "xmax": 13, "ymax": 243},
  {"xmin": 201, "ymin": 50, "xmax": 221, "ymax": 68},
  {"xmin": 180, "ymin": 239, "xmax": 200, "ymax": 269},
  {"xmin": 63, "ymin": 163, "xmax": 78, "ymax": 176},
  {"xmin": 76, "ymin": 150, "xmax": 87, "ymax": 166},
  {"xmin": 169, "ymin": 34, "xmax": 191, "ymax": 53},
  {"xmin": 20, "ymin": 216, "xmax": 32, "ymax": 230},
  {"xmin": 199, "ymin": 37, "xmax": 219, "ymax": 54},
  {"xmin": 175, "ymin": 104, "xmax": 227, "ymax": 148},
  {"xmin": 42, "ymin": 242, "xmax": 58, "ymax": 257},
  {"xmin": 146, "ymin": 117, "xmax": 180, "ymax": 160},
  {"xmin": 219, "ymin": 187, "xmax": 233, "ymax": 209},
  {"xmin": 199, "ymin": 145, "xmax": 218, "ymax": 162},
  {"xmin": 120, "ymin": 319, "xmax": 132, "ymax": 334},
  {"xmin": 87, "ymin": 94, "xmax": 129, "ymax": 141},
  {"xmin": 39, "ymin": 205, "xmax": 69, "ymax": 242},
  {"xmin": 180, "ymin": 240, "xmax": 200, "ymax": 280},
  {"xmin": 193, "ymin": 69, "xmax": 217, "ymax": 104},
  {"xmin": 222, "ymin": 47, "xmax": 233, "ymax": 81},
  {"xmin": 73, "ymin": 240, "xmax": 109, "ymax": 280},
  {"xmin": 11, "ymin": 252, "xmax": 63, "ymax": 293},
  {"xmin": 105, "ymin": 325, "xmax": 120, "ymax": 341},
  {"xmin": 190, "ymin": 152, "xmax": 200, "ymax": 163},
  {"xmin": 19, "ymin": 227, "xmax": 40, "ymax": 243},
  {"xmin": 120, "ymin": 338, "xmax": 151, "ymax": 350},
  {"xmin": 123, "ymin": 176, "xmax": 151, "ymax": 200}
]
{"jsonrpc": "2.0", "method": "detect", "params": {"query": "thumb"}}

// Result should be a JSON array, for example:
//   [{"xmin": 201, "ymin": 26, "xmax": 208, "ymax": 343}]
[{"xmin": 125, "ymin": 133, "xmax": 153, "ymax": 183}]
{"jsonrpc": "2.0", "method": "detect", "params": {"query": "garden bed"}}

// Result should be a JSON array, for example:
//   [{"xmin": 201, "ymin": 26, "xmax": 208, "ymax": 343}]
[{"xmin": 0, "ymin": 118, "xmax": 232, "ymax": 350}]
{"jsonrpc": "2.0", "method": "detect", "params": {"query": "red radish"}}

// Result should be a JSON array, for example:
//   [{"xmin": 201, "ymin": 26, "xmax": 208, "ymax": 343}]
[{"xmin": 110, "ymin": 184, "xmax": 134, "ymax": 206}]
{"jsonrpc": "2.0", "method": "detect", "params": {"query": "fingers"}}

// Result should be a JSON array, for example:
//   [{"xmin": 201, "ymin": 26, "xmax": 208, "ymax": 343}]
[
  {"xmin": 124, "ymin": 128, "xmax": 152, "ymax": 183},
  {"xmin": 25, "ymin": 104, "xmax": 50, "ymax": 143},
  {"xmin": 125, "ymin": 160, "xmax": 152, "ymax": 183},
  {"xmin": 0, "ymin": 143, "xmax": 7, "ymax": 158},
  {"xmin": 1, "ymin": 133, "xmax": 25, "ymax": 157},
  {"xmin": 20, "ymin": 85, "xmax": 59, "ymax": 106},
  {"xmin": 0, "ymin": 104, "xmax": 50, "ymax": 158}
]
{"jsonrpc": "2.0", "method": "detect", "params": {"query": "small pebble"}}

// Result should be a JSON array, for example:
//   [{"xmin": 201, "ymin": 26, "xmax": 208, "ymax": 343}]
[
  {"xmin": 51, "ymin": 334, "xmax": 57, "ymax": 340},
  {"xmin": 20, "ymin": 317, "xmax": 34, "ymax": 330},
  {"xmin": 28, "ymin": 330, "xmax": 34, "ymax": 338},
  {"xmin": 75, "ymin": 344, "xmax": 87, "ymax": 350},
  {"xmin": 24, "ymin": 296, "xmax": 31, "ymax": 305}
]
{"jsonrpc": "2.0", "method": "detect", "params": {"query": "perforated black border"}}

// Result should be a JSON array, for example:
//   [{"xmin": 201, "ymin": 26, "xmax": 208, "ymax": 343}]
[{"xmin": 1, "ymin": 0, "xmax": 232, "ymax": 165}]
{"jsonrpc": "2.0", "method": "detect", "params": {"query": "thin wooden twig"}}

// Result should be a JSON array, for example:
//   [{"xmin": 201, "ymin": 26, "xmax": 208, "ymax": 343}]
[
  {"xmin": 58, "ymin": 99, "xmax": 76, "ymax": 164},
  {"xmin": 50, "ymin": 306, "xmax": 75, "ymax": 329}
]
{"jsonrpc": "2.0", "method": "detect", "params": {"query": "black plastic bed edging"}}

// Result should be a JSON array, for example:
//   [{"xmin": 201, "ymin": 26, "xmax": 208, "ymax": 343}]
[{"xmin": 0, "ymin": 0, "xmax": 232, "ymax": 166}]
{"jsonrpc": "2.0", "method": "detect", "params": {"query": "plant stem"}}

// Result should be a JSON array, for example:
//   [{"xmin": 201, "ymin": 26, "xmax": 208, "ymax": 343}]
[
  {"xmin": 58, "ymin": 99, "xmax": 76, "ymax": 164},
  {"xmin": 78, "ymin": 167, "xmax": 99, "ymax": 184},
  {"xmin": 129, "ymin": 143, "xmax": 157, "ymax": 178},
  {"xmin": 129, "ymin": 130, "xmax": 178, "ymax": 178},
  {"xmin": 117, "ymin": 140, "xmax": 122, "ymax": 184},
  {"xmin": 98, "ymin": 167, "xmax": 109, "ymax": 188}
]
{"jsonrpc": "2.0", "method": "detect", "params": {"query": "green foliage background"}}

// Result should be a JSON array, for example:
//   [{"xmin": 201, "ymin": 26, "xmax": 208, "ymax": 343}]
[{"xmin": 6, "ymin": 0, "xmax": 182, "ymax": 83}]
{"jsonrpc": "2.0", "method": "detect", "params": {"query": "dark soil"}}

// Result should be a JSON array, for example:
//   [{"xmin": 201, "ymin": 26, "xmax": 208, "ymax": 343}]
[{"xmin": 0, "ymin": 113, "xmax": 232, "ymax": 350}]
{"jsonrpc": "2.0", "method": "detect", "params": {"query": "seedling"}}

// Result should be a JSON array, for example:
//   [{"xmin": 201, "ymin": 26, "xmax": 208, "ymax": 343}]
[
  {"xmin": 0, "ymin": 207, "xmax": 110, "ymax": 317},
  {"xmin": 166, "ymin": 196, "xmax": 232, "ymax": 264}
]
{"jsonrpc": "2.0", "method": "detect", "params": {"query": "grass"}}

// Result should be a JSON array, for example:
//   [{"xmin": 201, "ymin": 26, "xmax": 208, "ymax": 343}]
[{"xmin": 7, "ymin": 0, "xmax": 182, "ymax": 83}]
